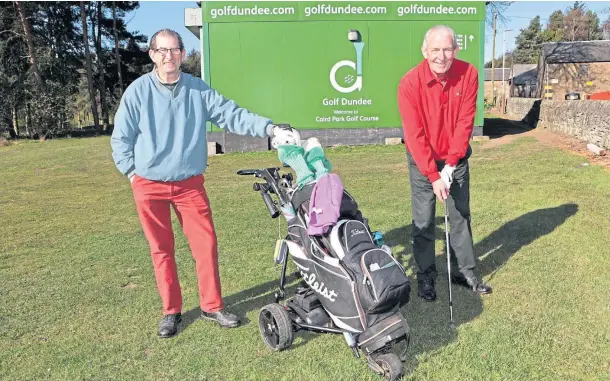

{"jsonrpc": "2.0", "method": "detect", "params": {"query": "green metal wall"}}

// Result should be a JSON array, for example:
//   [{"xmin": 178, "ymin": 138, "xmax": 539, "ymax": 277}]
[{"xmin": 202, "ymin": 1, "xmax": 485, "ymax": 131}]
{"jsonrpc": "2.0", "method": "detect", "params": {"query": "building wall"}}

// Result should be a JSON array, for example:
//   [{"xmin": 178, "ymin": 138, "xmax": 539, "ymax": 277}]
[
  {"xmin": 544, "ymin": 62, "xmax": 610, "ymax": 100},
  {"xmin": 539, "ymin": 100, "xmax": 610, "ymax": 149},
  {"xmin": 505, "ymin": 97, "xmax": 541, "ymax": 126},
  {"xmin": 510, "ymin": 83, "xmax": 537, "ymax": 98},
  {"xmin": 506, "ymin": 98, "xmax": 610, "ymax": 149}
]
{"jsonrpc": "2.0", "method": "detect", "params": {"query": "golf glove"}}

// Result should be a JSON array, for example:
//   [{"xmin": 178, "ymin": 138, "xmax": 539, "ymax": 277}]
[
  {"xmin": 270, "ymin": 124, "xmax": 301, "ymax": 149},
  {"xmin": 440, "ymin": 164, "xmax": 455, "ymax": 189}
]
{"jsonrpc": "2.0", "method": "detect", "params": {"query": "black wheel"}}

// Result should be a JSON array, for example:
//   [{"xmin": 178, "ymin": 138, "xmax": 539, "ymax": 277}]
[
  {"xmin": 258, "ymin": 303, "xmax": 294, "ymax": 351},
  {"xmin": 372, "ymin": 352, "xmax": 404, "ymax": 381}
]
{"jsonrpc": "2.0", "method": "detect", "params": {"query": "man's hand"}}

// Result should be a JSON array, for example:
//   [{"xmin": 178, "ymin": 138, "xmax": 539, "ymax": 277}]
[
  {"xmin": 440, "ymin": 164, "xmax": 455, "ymax": 190},
  {"xmin": 432, "ymin": 178, "xmax": 448, "ymax": 203},
  {"xmin": 270, "ymin": 125, "xmax": 301, "ymax": 149},
  {"xmin": 129, "ymin": 174, "xmax": 135, "ymax": 184}
]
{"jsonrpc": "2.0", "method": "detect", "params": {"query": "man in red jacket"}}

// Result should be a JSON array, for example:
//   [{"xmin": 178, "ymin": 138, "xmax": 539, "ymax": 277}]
[{"xmin": 397, "ymin": 25, "xmax": 492, "ymax": 302}]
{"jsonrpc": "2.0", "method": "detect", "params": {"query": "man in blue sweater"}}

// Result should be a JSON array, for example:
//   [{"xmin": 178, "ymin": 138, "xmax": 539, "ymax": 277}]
[{"xmin": 111, "ymin": 29, "xmax": 299, "ymax": 338}]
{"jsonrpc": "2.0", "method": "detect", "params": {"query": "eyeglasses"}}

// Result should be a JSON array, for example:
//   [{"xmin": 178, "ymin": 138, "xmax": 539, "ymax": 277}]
[{"xmin": 153, "ymin": 47, "xmax": 182, "ymax": 56}]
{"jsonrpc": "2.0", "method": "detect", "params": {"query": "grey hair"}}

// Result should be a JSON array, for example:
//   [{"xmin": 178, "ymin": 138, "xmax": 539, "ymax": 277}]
[
  {"xmin": 149, "ymin": 28, "xmax": 184, "ymax": 51},
  {"xmin": 421, "ymin": 25, "xmax": 458, "ymax": 51}
]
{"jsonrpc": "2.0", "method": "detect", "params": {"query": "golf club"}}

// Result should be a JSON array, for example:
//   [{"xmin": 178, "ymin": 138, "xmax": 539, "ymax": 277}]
[{"xmin": 443, "ymin": 199, "xmax": 455, "ymax": 329}]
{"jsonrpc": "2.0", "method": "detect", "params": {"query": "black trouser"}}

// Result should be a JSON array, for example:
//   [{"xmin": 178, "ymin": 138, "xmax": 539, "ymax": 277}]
[{"xmin": 407, "ymin": 146, "xmax": 476, "ymax": 280}]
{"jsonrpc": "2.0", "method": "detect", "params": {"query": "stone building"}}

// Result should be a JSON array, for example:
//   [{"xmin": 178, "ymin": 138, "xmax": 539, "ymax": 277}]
[
  {"xmin": 536, "ymin": 40, "xmax": 610, "ymax": 100},
  {"xmin": 509, "ymin": 64, "xmax": 538, "ymax": 98}
]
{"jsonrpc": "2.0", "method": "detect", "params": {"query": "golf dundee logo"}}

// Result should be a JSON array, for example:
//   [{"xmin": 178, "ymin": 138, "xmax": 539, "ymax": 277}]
[{"xmin": 329, "ymin": 39, "xmax": 365, "ymax": 94}]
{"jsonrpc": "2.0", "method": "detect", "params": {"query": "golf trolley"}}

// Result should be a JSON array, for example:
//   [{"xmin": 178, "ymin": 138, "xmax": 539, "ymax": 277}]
[{"xmin": 237, "ymin": 166, "xmax": 411, "ymax": 381}]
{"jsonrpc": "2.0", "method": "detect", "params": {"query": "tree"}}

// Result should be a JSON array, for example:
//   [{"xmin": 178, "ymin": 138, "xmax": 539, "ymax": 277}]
[
  {"xmin": 32, "ymin": 2, "xmax": 85, "ymax": 138},
  {"xmin": 14, "ymin": 1, "xmax": 43, "ymax": 89},
  {"xmin": 485, "ymin": 1, "xmax": 513, "ymax": 39},
  {"xmin": 1, "ymin": 1, "xmax": 148, "ymax": 139},
  {"xmin": 513, "ymin": 16, "xmax": 544, "ymax": 64},
  {"xmin": 2, "ymin": 2, "xmax": 80, "ymax": 138},
  {"xmin": 604, "ymin": 15, "xmax": 610, "ymax": 40},
  {"xmin": 80, "ymin": 1, "xmax": 99, "ymax": 129},
  {"xmin": 113, "ymin": 2, "xmax": 123, "ymax": 97},
  {"xmin": 586, "ymin": 10, "xmax": 603, "ymax": 40},
  {"xmin": 181, "ymin": 49, "xmax": 201, "ymax": 78},
  {"xmin": 91, "ymin": 1, "xmax": 143, "ymax": 118},
  {"xmin": 485, "ymin": 51, "xmax": 513, "ymax": 68},
  {"xmin": 0, "ymin": 2, "xmax": 28, "ymax": 137},
  {"xmin": 89, "ymin": 1, "xmax": 109, "ymax": 130},
  {"xmin": 564, "ymin": 1, "xmax": 590, "ymax": 41},
  {"xmin": 542, "ymin": 10, "xmax": 565, "ymax": 42},
  {"xmin": 1, "ymin": 1, "xmax": 152, "ymax": 138}
]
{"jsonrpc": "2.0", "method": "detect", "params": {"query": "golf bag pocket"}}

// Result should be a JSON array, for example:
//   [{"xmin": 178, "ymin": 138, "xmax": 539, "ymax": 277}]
[
  {"xmin": 359, "ymin": 248, "xmax": 411, "ymax": 314},
  {"xmin": 330, "ymin": 220, "xmax": 376, "ymax": 260},
  {"xmin": 330, "ymin": 220, "xmax": 411, "ymax": 315}
]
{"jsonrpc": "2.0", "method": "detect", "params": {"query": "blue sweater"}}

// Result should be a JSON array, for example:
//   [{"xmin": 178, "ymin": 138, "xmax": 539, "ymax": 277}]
[{"xmin": 110, "ymin": 71, "xmax": 273, "ymax": 181}]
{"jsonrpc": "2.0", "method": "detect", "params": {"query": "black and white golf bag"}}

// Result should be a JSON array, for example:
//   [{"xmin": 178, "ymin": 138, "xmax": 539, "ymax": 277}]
[{"xmin": 285, "ymin": 183, "xmax": 411, "ymax": 350}]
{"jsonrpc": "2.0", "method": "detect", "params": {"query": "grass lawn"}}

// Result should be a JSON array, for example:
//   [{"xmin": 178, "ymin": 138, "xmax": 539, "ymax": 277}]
[{"xmin": 1, "ymin": 135, "xmax": 609, "ymax": 381}]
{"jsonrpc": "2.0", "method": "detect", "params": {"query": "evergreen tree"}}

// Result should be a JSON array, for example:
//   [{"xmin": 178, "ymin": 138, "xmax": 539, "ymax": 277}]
[
  {"xmin": 181, "ymin": 49, "xmax": 201, "ymax": 78},
  {"xmin": 513, "ymin": 16, "xmax": 544, "ymax": 64},
  {"xmin": 542, "ymin": 10, "xmax": 565, "ymax": 42},
  {"xmin": 586, "ymin": 10, "xmax": 603, "ymax": 40}
]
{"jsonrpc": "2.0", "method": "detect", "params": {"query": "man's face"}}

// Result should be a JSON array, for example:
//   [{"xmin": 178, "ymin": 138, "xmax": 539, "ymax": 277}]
[
  {"xmin": 422, "ymin": 30, "xmax": 457, "ymax": 77},
  {"xmin": 149, "ymin": 34, "xmax": 185, "ymax": 77}
]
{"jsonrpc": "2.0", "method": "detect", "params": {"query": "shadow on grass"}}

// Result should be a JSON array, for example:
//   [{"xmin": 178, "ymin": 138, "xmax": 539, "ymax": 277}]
[
  {"xmin": 179, "ymin": 273, "xmax": 318, "ymax": 347},
  {"xmin": 483, "ymin": 117, "xmax": 534, "ymax": 139},
  {"xmin": 384, "ymin": 203, "xmax": 578, "ymax": 376},
  {"xmin": 178, "ymin": 203, "xmax": 577, "ymax": 376}
]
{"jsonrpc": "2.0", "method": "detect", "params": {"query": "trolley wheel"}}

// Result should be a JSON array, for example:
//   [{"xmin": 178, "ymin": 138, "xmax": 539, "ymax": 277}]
[
  {"xmin": 371, "ymin": 352, "xmax": 404, "ymax": 381},
  {"xmin": 258, "ymin": 303, "xmax": 294, "ymax": 351}
]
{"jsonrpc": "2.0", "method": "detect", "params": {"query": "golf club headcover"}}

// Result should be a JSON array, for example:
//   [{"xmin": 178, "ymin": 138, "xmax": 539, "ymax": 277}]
[
  {"xmin": 303, "ymin": 138, "xmax": 332, "ymax": 179},
  {"xmin": 277, "ymin": 144, "xmax": 315, "ymax": 187}
]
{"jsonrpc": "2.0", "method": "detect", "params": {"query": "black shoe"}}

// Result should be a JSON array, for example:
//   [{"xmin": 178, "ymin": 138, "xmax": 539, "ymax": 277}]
[
  {"xmin": 201, "ymin": 309, "xmax": 241, "ymax": 328},
  {"xmin": 417, "ymin": 277, "xmax": 437, "ymax": 301},
  {"xmin": 452, "ymin": 275, "xmax": 492, "ymax": 295},
  {"xmin": 158, "ymin": 313, "xmax": 181, "ymax": 338}
]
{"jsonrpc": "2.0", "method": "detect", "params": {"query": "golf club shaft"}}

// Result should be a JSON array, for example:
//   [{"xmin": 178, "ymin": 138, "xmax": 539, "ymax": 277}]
[{"xmin": 444, "ymin": 200, "xmax": 455, "ymax": 327}]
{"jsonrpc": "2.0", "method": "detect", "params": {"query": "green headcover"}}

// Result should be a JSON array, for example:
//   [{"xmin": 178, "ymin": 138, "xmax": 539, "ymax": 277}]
[
  {"xmin": 304, "ymin": 146, "xmax": 332, "ymax": 179},
  {"xmin": 278, "ymin": 145, "xmax": 314, "ymax": 188}
]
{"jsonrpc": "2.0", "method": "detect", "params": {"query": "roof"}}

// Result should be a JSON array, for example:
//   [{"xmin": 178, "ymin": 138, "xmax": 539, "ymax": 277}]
[
  {"xmin": 511, "ymin": 64, "xmax": 537, "ymax": 78},
  {"xmin": 484, "ymin": 68, "xmax": 510, "ymax": 81},
  {"xmin": 510, "ymin": 64, "xmax": 538, "ymax": 85},
  {"xmin": 542, "ymin": 40, "xmax": 610, "ymax": 63}
]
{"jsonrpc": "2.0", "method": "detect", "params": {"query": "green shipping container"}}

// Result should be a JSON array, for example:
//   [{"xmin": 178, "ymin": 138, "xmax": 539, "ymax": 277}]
[{"xmin": 201, "ymin": 1, "xmax": 486, "ymax": 132}]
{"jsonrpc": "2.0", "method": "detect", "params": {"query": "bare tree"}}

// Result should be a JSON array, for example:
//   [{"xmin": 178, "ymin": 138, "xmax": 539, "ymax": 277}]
[
  {"xmin": 486, "ymin": 1, "xmax": 513, "ymax": 39},
  {"xmin": 563, "ymin": 2, "xmax": 590, "ymax": 41},
  {"xmin": 90, "ymin": 1, "xmax": 109, "ymax": 130},
  {"xmin": 80, "ymin": 1, "xmax": 99, "ymax": 129},
  {"xmin": 113, "ymin": 2, "xmax": 124, "ymax": 97},
  {"xmin": 14, "ymin": 1, "xmax": 44, "ymax": 89}
]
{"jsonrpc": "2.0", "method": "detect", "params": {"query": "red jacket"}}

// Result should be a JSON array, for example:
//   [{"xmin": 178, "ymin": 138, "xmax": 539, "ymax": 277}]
[{"xmin": 397, "ymin": 59, "xmax": 478, "ymax": 183}]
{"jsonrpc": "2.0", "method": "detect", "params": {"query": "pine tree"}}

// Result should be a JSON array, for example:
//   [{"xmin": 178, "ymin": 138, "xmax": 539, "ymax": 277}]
[
  {"xmin": 542, "ymin": 10, "xmax": 564, "ymax": 42},
  {"xmin": 513, "ymin": 16, "xmax": 544, "ymax": 64},
  {"xmin": 586, "ymin": 10, "xmax": 603, "ymax": 40}
]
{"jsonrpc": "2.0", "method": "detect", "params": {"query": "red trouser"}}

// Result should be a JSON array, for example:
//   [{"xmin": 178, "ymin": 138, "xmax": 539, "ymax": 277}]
[{"xmin": 131, "ymin": 174, "xmax": 223, "ymax": 315}]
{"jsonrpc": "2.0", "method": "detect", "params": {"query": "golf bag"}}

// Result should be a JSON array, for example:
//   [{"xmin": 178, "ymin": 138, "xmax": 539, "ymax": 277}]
[
  {"xmin": 285, "ymin": 182, "xmax": 412, "ymax": 334},
  {"xmin": 238, "ymin": 166, "xmax": 411, "ymax": 380}
]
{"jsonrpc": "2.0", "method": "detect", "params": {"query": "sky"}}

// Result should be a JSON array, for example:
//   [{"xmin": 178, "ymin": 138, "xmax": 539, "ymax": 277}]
[
  {"xmin": 127, "ymin": 1, "xmax": 610, "ymax": 63},
  {"xmin": 483, "ymin": 1, "xmax": 610, "ymax": 62},
  {"xmin": 127, "ymin": 1, "xmax": 202, "ymax": 52}
]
